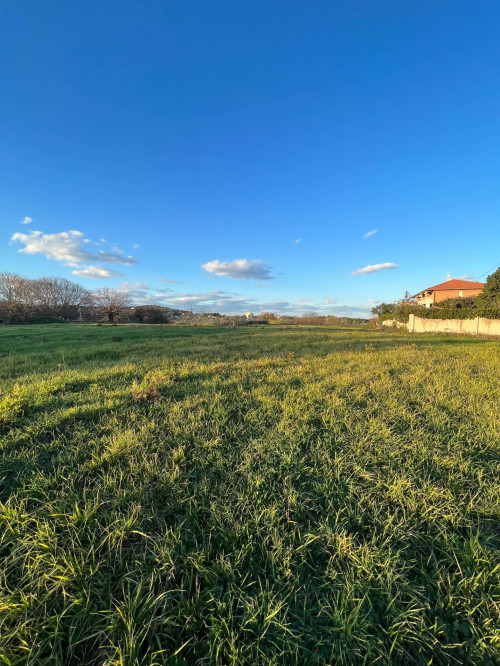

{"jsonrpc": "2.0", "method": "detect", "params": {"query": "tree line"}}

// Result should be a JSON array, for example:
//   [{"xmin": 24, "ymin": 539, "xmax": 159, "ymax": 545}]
[{"xmin": 0, "ymin": 272, "xmax": 180, "ymax": 324}]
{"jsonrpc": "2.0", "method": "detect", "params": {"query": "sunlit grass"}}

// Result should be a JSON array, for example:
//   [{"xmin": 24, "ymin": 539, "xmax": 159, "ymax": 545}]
[{"xmin": 0, "ymin": 324, "xmax": 499, "ymax": 664}]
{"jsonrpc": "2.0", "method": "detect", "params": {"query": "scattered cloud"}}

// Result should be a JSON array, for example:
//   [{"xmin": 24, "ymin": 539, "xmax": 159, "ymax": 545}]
[
  {"xmin": 72, "ymin": 265, "xmax": 123, "ymax": 279},
  {"xmin": 202, "ymin": 258, "xmax": 275, "ymax": 280},
  {"xmin": 453, "ymin": 274, "xmax": 475, "ymax": 280},
  {"xmin": 295, "ymin": 237, "xmax": 303, "ymax": 244},
  {"xmin": 132, "ymin": 243, "xmax": 140, "ymax": 249},
  {"xmin": 10, "ymin": 228, "xmax": 138, "ymax": 278},
  {"xmin": 352, "ymin": 262, "xmax": 399, "ymax": 275},
  {"xmin": 151, "ymin": 290, "xmax": 254, "ymax": 312},
  {"xmin": 255, "ymin": 283, "xmax": 269, "ymax": 288},
  {"xmin": 120, "ymin": 282, "xmax": 150, "ymax": 290},
  {"xmin": 115, "ymin": 282, "xmax": 153, "ymax": 302},
  {"xmin": 11, "ymin": 229, "xmax": 137, "ymax": 266},
  {"xmin": 96, "ymin": 251, "xmax": 136, "ymax": 264},
  {"xmin": 144, "ymin": 287, "xmax": 371, "ymax": 318},
  {"xmin": 111, "ymin": 245, "xmax": 124, "ymax": 254},
  {"xmin": 363, "ymin": 229, "xmax": 379, "ymax": 239},
  {"xmin": 12, "ymin": 229, "xmax": 91, "ymax": 263},
  {"xmin": 20, "ymin": 216, "xmax": 33, "ymax": 225},
  {"xmin": 157, "ymin": 278, "xmax": 179, "ymax": 284}
]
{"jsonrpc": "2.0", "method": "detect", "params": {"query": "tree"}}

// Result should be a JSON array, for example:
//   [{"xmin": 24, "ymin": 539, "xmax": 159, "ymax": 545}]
[
  {"xmin": 476, "ymin": 267, "xmax": 500, "ymax": 315},
  {"xmin": 134, "ymin": 305, "xmax": 172, "ymax": 324},
  {"xmin": 34, "ymin": 277, "xmax": 90, "ymax": 320},
  {"xmin": 91, "ymin": 288, "xmax": 130, "ymax": 322},
  {"xmin": 371, "ymin": 302, "xmax": 395, "ymax": 318},
  {"xmin": 398, "ymin": 291, "xmax": 416, "ymax": 304},
  {"xmin": 0, "ymin": 272, "xmax": 36, "ymax": 322}
]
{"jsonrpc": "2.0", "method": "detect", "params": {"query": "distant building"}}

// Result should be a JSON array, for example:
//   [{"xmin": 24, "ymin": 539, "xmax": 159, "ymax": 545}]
[
  {"xmin": 413, "ymin": 279, "xmax": 484, "ymax": 308},
  {"xmin": 246, "ymin": 312, "xmax": 254, "ymax": 319}
]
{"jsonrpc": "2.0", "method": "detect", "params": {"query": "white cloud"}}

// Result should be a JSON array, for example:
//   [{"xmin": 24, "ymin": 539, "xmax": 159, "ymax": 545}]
[
  {"xmin": 323, "ymin": 298, "xmax": 338, "ymax": 304},
  {"xmin": 11, "ymin": 229, "xmax": 137, "ymax": 266},
  {"xmin": 10, "ymin": 228, "xmax": 138, "ymax": 279},
  {"xmin": 295, "ymin": 237, "xmax": 303, "ymax": 244},
  {"xmin": 157, "ymin": 278, "xmax": 179, "ymax": 284},
  {"xmin": 352, "ymin": 262, "xmax": 399, "ymax": 275},
  {"xmin": 111, "ymin": 245, "xmax": 124, "ymax": 254},
  {"xmin": 132, "ymin": 243, "xmax": 140, "ymax": 249},
  {"xmin": 363, "ymin": 229, "xmax": 379, "ymax": 239},
  {"xmin": 72, "ymin": 265, "xmax": 123, "ymax": 279},
  {"xmin": 202, "ymin": 258, "xmax": 275, "ymax": 280},
  {"xmin": 12, "ymin": 229, "xmax": 95, "ymax": 263},
  {"xmin": 20, "ymin": 216, "xmax": 33, "ymax": 225},
  {"xmin": 148, "ymin": 289, "xmax": 253, "ymax": 312},
  {"xmin": 120, "ymin": 282, "xmax": 150, "ymax": 290},
  {"xmin": 147, "ymin": 288, "xmax": 371, "ymax": 318},
  {"xmin": 296, "ymin": 298, "xmax": 316, "ymax": 303}
]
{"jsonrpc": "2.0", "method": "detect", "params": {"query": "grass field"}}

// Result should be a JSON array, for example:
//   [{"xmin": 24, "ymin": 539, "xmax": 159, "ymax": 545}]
[{"xmin": 0, "ymin": 324, "xmax": 499, "ymax": 665}]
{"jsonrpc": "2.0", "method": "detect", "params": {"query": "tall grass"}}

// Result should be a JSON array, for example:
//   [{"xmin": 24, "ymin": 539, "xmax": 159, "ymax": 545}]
[{"xmin": 0, "ymin": 324, "xmax": 499, "ymax": 664}]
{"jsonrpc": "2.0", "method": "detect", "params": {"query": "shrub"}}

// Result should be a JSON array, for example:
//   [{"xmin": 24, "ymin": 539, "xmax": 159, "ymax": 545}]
[{"xmin": 476, "ymin": 267, "xmax": 500, "ymax": 316}]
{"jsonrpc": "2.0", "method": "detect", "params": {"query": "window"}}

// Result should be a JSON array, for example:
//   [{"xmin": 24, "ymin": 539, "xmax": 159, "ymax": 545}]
[{"xmin": 458, "ymin": 290, "xmax": 463, "ymax": 297}]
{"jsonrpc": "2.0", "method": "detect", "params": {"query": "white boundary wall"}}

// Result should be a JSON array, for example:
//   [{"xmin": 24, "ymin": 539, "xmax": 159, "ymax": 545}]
[
  {"xmin": 407, "ymin": 314, "xmax": 500, "ymax": 337},
  {"xmin": 381, "ymin": 319, "xmax": 407, "ymax": 329}
]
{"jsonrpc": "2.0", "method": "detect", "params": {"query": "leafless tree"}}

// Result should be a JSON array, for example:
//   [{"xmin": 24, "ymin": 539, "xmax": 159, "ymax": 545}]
[
  {"xmin": 91, "ymin": 288, "xmax": 130, "ymax": 322},
  {"xmin": 0, "ymin": 272, "xmax": 36, "ymax": 322},
  {"xmin": 35, "ymin": 277, "xmax": 90, "ymax": 320}
]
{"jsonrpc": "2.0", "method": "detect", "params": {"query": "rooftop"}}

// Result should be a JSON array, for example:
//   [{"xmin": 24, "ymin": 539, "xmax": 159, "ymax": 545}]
[{"xmin": 416, "ymin": 279, "xmax": 484, "ymax": 296}]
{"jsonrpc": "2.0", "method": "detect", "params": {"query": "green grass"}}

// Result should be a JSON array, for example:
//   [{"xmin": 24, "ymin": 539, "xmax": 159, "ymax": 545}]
[{"xmin": 0, "ymin": 323, "xmax": 499, "ymax": 665}]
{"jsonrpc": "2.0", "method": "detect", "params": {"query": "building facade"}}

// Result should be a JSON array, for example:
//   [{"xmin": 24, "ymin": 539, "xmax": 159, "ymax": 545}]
[{"xmin": 413, "ymin": 279, "xmax": 484, "ymax": 308}]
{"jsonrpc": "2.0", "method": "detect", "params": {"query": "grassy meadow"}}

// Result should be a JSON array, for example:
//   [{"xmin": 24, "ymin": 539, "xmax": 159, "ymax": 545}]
[{"xmin": 0, "ymin": 323, "xmax": 499, "ymax": 665}]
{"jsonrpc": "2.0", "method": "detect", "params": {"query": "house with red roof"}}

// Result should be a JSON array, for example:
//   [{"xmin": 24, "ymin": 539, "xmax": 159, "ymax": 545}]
[{"xmin": 413, "ymin": 279, "xmax": 484, "ymax": 308}]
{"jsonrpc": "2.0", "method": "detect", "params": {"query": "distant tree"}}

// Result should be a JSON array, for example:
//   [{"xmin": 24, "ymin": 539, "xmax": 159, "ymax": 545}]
[
  {"xmin": 259, "ymin": 312, "xmax": 279, "ymax": 323},
  {"xmin": 134, "ymin": 305, "xmax": 172, "ymax": 324},
  {"xmin": 35, "ymin": 277, "xmax": 90, "ymax": 320},
  {"xmin": 0, "ymin": 272, "xmax": 36, "ymax": 322},
  {"xmin": 0, "ymin": 272, "xmax": 23, "ymax": 312},
  {"xmin": 476, "ymin": 267, "xmax": 500, "ymax": 315},
  {"xmin": 91, "ymin": 288, "xmax": 130, "ymax": 322},
  {"xmin": 371, "ymin": 302, "xmax": 395, "ymax": 318},
  {"xmin": 398, "ymin": 291, "xmax": 416, "ymax": 304}
]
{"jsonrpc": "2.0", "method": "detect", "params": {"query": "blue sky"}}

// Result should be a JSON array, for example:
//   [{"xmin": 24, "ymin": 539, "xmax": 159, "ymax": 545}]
[{"xmin": 1, "ymin": 0, "xmax": 499, "ymax": 316}]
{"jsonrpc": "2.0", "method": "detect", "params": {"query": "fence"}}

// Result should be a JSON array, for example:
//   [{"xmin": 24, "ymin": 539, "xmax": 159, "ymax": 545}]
[{"xmin": 407, "ymin": 314, "xmax": 500, "ymax": 337}]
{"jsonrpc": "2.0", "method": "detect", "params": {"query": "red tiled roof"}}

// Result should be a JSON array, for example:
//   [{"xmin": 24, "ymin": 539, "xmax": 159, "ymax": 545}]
[{"xmin": 419, "ymin": 279, "xmax": 484, "ymax": 293}]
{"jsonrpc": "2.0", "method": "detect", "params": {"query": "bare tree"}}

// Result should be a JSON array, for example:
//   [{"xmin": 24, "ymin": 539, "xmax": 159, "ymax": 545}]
[
  {"xmin": 0, "ymin": 272, "xmax": 36, "ymax": 322},
  {"xmin": 35, "ymin": 277, "xmax": 90, "ymax": 320},
  {"xmin": 91, "ymin": 288, "xmax": 130, "ymax": 322}
]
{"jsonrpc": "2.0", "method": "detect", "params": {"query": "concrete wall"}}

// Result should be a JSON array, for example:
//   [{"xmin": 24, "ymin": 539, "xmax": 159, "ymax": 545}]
[
  {"xmin": 408, "ymin": 314, "xmax": 500, "ymax": 337},
  {"xmin": 381, "ymin": 319, "xmax": 407, "ymax": 329}
]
